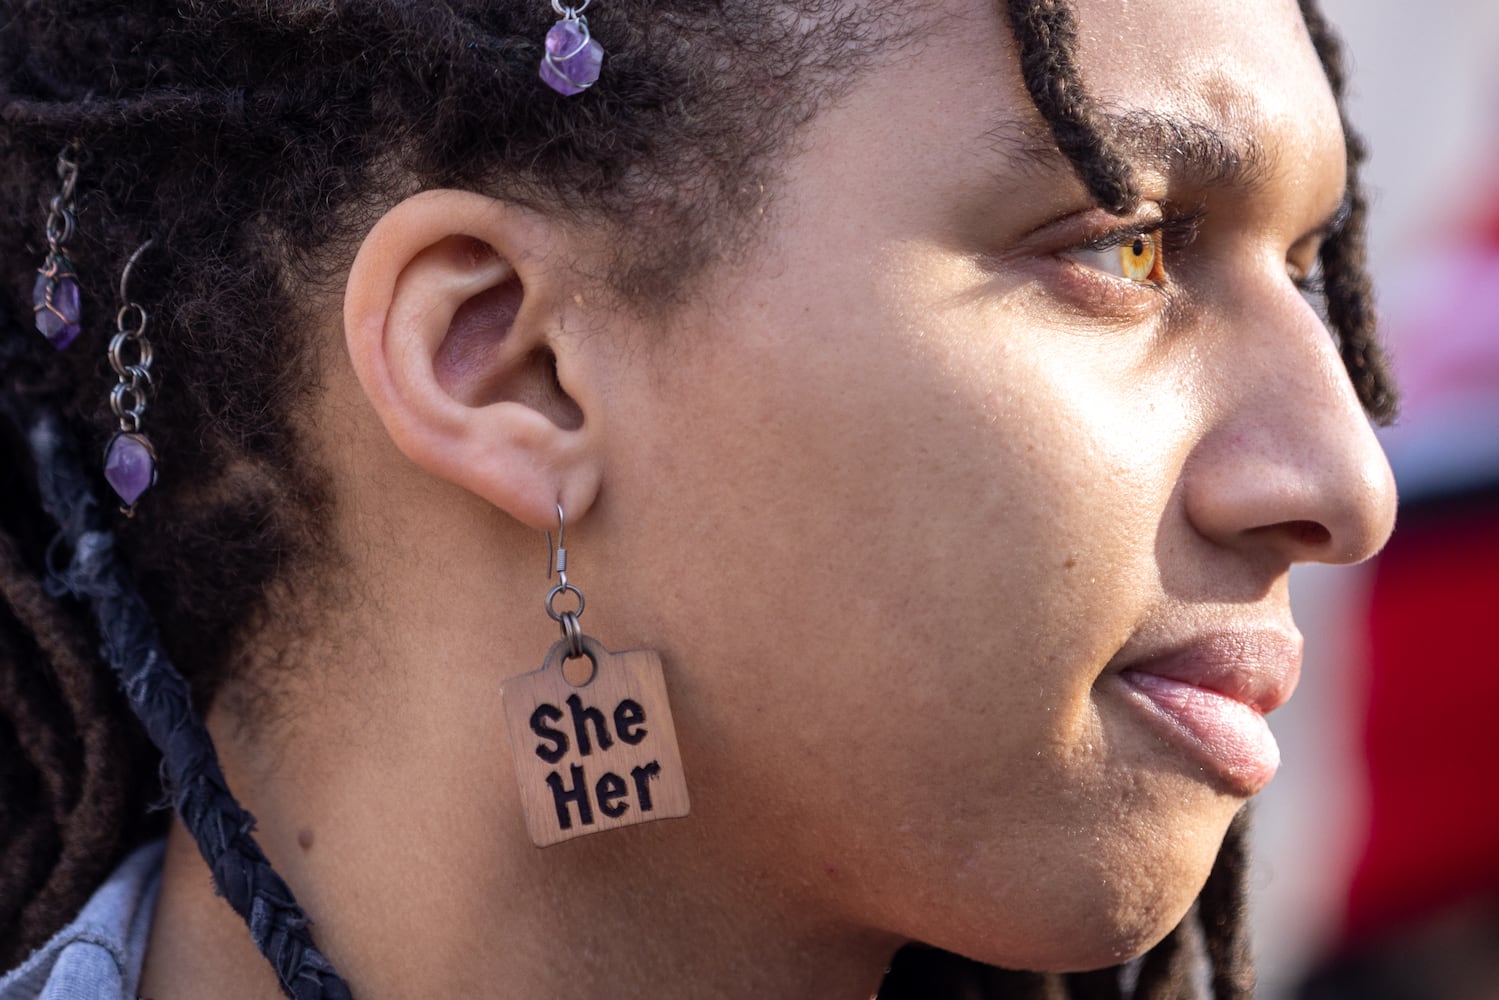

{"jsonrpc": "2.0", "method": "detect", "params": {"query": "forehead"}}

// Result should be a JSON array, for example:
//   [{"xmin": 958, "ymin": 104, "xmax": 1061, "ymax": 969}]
[
  {"xmin": 1068, "ymin": 0, "xmax": 1329, "ymax": 100},
  {"xmin": 834, "ymin": 0, "xmax": 1344, "ymax": 213},
  {"xmin": 1068, "ymin": 0, "xmax": 1342, "ymax": 174},
  {"xmin": 668, "ymin": 0, "xmax": 1349, "ymax": 336}
]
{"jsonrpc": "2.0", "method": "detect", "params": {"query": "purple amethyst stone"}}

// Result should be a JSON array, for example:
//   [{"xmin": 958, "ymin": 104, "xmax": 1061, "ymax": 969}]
[
  {"xmin": 105, "ymin": 433, "xmax": 156, "ymax": 507},
  {"xmin": 540, "ymin": 20, "xmax": 603, "ymax": 96},
  {"xmin": 33, "ymin": 269, "xmax": 82, "ymax": 350}
]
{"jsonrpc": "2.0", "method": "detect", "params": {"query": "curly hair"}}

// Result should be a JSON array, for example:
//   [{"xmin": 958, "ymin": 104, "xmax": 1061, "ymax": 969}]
[{"xmin": 0, "ymin": 0, "xmax": 1394, "ymax": 997}]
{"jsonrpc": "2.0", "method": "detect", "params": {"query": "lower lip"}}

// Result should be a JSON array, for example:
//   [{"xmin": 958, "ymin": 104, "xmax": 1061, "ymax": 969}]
[{"xmin": 1112, "ymin": 670, "xmax": 1281, "ymax": 795}]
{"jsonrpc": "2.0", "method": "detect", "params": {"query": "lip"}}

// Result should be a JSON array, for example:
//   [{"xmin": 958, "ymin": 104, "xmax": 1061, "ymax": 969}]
[{"xmin": 1101, "ymin": 629, "xmax": 1303, "ymax": 796}]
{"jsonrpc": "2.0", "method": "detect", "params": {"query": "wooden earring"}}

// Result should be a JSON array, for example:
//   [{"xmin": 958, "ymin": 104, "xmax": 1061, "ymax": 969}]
[{"xmin": 500, "ymin": 504, "xmax": 690, "ymax": 846}]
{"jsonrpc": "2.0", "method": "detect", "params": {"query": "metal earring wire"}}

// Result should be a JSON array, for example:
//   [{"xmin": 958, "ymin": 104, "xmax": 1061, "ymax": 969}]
[
  {"xmin": 32, "ymin": 148, "xmax": 83, "ymax": 350},
  {"xmin": 546, "ymin": 503, "xmax": 587, "ymax": 660},
  {"xmin": 103, "ymin": 239, "xmax": 158, "ymax": 515}
]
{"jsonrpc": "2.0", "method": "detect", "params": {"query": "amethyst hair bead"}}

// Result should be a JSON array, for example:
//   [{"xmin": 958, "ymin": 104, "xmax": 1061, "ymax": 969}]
[
  {"xmin": 33, "ymin": 150, "xmax": 83, "ymax": 350},
  {"xmin": 32, "ymin": 260, "xmax": 82, "ymax": 349},
  {"xmin": 104, "ymin": 432, "xmax": 156, "ymax": 508},
  {"xmin": 540, "ymin": 2, "xmax": 603, "ymax": 96}
]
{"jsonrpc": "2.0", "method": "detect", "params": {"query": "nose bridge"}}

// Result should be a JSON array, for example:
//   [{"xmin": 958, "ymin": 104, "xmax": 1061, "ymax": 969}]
[{"xmin": 1185, "ymin": 280, "xmax": 1397, "ymax": 566}]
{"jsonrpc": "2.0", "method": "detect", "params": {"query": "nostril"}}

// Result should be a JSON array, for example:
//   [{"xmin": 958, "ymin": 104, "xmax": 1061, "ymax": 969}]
[{"xmin": 1283, "ymin": 520, "xmax": 1331, "ymax": 548}]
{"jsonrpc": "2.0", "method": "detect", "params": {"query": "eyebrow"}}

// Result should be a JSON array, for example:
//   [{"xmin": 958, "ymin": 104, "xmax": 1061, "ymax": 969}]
[
  {"xmin": 1102, "ymin": 109, "xmax": 1273, "ymax": 191},
  {"xmin": 987, "ymin": 108, "xmax": 1276, "ymax": 198}
]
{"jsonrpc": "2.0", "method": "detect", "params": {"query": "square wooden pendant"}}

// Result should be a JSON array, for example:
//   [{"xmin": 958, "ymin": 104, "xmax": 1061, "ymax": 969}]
[{"xmin": 501, "ymin": 636, "xmax": 691, "ymax": 847}]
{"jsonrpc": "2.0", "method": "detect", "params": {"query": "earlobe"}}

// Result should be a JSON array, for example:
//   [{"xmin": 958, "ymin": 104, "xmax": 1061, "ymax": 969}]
[{"xmin": 343, "ymin": 190, "xmax": 601, "ymax": 532}]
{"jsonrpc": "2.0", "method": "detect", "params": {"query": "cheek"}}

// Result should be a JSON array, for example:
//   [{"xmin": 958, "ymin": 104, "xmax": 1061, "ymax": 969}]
[
  {"xmin": 811, "ymin": 316, "xmax": 1231, "ymax": 946},
  {"xmin": 596, "ymin": 261, "xmax": 1217, "ymax": 962}
]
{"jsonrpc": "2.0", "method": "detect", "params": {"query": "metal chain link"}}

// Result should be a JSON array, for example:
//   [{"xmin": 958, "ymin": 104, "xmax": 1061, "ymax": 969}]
[
  {"xmin": 43, "ymin": 154, "xmax": 78, "ymax": 252},
  {"xmin": 109, "ymin": 243, "xmax": 155, "ymax": 433}
]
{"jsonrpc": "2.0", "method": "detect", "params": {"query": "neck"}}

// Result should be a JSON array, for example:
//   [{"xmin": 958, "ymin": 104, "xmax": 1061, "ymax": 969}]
[
  {"xmin": 138, "ymin": 661, "xmax": 896, "ymax": 1000},
  {"xmin": 137, "ymin": 444, "xmax": 901, "ymax": 999}
]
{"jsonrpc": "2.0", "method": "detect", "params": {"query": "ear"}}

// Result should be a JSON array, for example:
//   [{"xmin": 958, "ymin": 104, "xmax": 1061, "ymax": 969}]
[{"xmin": 343, "ymin": 190, "xmax": 601, "ymax": 532}]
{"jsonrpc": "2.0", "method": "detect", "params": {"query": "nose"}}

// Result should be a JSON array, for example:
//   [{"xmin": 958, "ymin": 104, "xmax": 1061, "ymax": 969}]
[{"xmin": 1182, "ymin": 282, "xmax": 1398, "ymax": 568}]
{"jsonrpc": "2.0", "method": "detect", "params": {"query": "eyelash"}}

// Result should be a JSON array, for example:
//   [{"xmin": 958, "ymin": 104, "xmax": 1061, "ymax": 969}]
[{"xmin": 1069, "ymin": 209, "xmax": 1207, "ymax": 294}]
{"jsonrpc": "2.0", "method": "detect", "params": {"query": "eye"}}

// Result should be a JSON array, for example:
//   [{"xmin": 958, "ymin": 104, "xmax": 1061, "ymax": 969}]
[{"xmin": 1069, "ymin": 230, "xmax": 1168, "ymax": 285}]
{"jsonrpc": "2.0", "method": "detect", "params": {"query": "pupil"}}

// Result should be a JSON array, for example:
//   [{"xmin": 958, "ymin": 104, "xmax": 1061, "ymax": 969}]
[{"xmin": 1131, "ymin": 237, "xmax": 1146, "ymax": 256}]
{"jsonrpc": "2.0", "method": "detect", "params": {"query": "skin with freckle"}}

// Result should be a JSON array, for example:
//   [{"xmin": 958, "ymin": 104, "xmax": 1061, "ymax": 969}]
[{"xmin": 0, "ymin": 0, "xmax": 1397, "ymax": 997}]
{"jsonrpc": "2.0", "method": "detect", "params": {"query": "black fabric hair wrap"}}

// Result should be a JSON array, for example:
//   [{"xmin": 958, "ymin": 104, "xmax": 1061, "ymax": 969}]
[{"xmin": 0, "ymin": 306, "xmax": 352, "ymax": 1000}]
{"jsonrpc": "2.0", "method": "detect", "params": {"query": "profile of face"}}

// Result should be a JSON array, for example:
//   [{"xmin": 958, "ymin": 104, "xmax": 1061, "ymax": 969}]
[
  {"xmin": 579, "ymin": 0, "xmax": 1393, "ymax": 969},
  {"xmin": 323, "ymin": 0, "xmax": 1397, "ymax": 986}
]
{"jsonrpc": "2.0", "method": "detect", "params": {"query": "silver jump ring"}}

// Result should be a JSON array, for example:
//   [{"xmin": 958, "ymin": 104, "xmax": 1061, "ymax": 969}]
[
  {"xmin": 546, "ymin": 582, "xmax": 585, "ymax": 622},
  {"xmin": 559, "ymin": 610, "xmax": 585, "ymax": 660},
  {"xmin": 109, "ymin": 331, "xmax": 153, "ymax": 378},
  {"xmin": 551, "ymin": 0, "xmax": 590, "ymax": 17},
  {"xmin": 110, "ymin": 384, "xmax": 147, "ymax": 430},
  {"xmin": 115, "ymin": 303, "xmax": 148, "ymax": 338},
  {"xmin": 45, "ymin": 210, "xmax": 75, "ymax": 248},
  {"xmin": 126, "ymin": 365, "xmax": 154, "ymax": 393},
  {"xmin": 110, "ymin": 382, "xmax": 147, "ymax": 416}
]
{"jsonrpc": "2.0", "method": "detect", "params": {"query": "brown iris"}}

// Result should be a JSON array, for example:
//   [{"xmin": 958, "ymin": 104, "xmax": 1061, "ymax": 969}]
[{"xmin": 1118, "ymin": 231, "xmax": 1165, "ymax": 283}]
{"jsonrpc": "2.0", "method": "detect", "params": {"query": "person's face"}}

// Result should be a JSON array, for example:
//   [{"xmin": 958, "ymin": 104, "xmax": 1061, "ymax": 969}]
[{"xmin": 583, "ymin": 0, "xmax": 1396, "ymax": 970}]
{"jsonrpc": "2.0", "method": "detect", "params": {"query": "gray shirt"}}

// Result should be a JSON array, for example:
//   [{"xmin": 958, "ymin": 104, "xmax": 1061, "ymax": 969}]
[{"xmin": 0, "ymin": 841, "xmax": 163, "ymax": 1000}]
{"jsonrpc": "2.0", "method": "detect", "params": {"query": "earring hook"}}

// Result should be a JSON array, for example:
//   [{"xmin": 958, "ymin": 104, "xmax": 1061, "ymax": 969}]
[
  {"xmin": 119, "ymin": 238, "xmax": 155, "ymax": 305},
  {"xmin": 546, "ymin": 502, "xmax": 566, "ymax": 584},
  {"xmin": 544, "ymin": 502, "xmax": 585, "ymax": 658}
]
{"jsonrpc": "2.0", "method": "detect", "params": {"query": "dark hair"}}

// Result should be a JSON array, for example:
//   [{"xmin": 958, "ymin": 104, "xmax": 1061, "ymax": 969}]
[{"xmin": 0, "ymin": 0, "xmax": 1394, "ymax": 997}]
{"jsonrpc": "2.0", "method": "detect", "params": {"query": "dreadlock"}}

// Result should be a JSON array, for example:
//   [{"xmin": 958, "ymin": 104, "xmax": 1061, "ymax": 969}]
[
  {"xmin": 0, "ymin": 0, "xmax": 1396, "ymax": 997},
  {"xmin": 1003, "ymin": 0, "xmax": 1139, "ymax": 215},
  {"xmin": 1296, "ymin": 0, "xmax": 1399, "ymax": 424}
]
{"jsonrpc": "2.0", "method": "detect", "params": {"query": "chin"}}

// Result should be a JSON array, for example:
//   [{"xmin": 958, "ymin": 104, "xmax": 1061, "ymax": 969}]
[
  {"xmin": 935, "ymin": 880, "xmax": 1203, "ymax": 975},
  {"xmin": 914, "ymin": 800, "xmax": 1238, "ymax": 975},
  {"xmin": 1028, "ymin": 900, "xmax": 1196, "ymax": 974}
]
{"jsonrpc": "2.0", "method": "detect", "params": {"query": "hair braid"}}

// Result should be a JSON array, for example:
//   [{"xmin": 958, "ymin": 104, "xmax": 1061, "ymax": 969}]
[
  {"xmin": 1002, "ymin": 0, "xmax": 1139, "ymax": 214},
  {"xmin": 0, "ymin": 316, "xmax": 350, "ymax": 1000},
  {"xmin": 1296, "ymin": 0, "xmax": 1398, "ymax": 423}
]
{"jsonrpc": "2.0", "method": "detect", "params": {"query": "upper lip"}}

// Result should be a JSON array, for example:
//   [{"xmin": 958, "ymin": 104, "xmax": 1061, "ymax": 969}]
[{"xmin": 1104, "ymin": 627, "xmax": 1304, "ymax": 714}]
